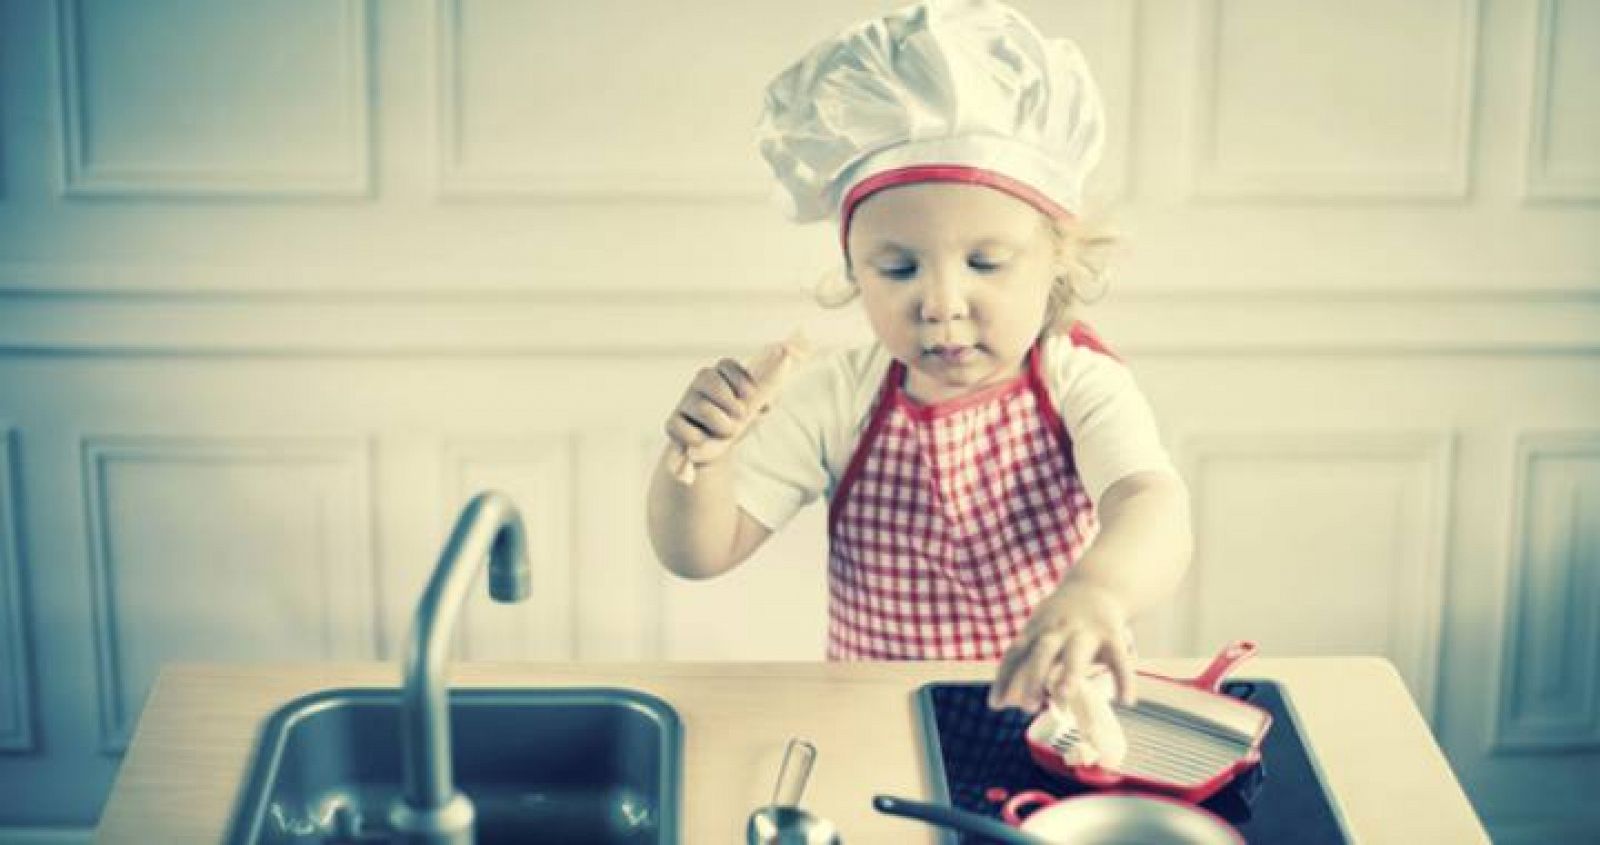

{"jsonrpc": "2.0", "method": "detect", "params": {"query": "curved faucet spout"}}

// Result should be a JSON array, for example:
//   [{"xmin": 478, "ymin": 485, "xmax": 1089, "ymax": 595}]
[{"xmin": 391, "ymin": 491, "xmax": 530, "ymax": 844}]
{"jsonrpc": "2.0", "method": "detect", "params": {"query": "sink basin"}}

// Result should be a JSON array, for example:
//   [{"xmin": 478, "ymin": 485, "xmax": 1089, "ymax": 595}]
[{"xmin": 227, "ymin": 687, "xmax": 682, "ymax": 844}]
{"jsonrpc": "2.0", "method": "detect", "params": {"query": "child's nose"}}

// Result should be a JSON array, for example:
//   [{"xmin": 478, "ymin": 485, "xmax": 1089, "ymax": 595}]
[{"xmin": 919, "ymin": 269, "xmax": 971, "ymax": 323}]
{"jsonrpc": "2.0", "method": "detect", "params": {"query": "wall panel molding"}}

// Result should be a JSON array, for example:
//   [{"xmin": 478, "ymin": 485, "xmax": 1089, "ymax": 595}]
[
  {"xmin": 0, "ymin": 286, "xmax": 1596, "ymax": 356},
  {"xmin": 81, "ymin": 435, "xmax": 375, "ymax": 752},
  {"xmin": 570, "ymin": 432, "xmax": 667, "ymax": 660},
  {"xmin": 431, "ymin": 0, "xmax": 763, "ymax": 200},
  {"xmin": 428, "ymin": 0, "xmax": 1142, "ymax": 202},
  {"xmin": 1522, "ymin": 0, "xmax": 1600, "ymax": 201},
  {"xmin": 637, "ymin": 434, "xmax": 671, "ymax": 658},
  {"xmin": 1190, "ymin": 0, "xmax": 1479, "ymax": 200},
  {"xmin": 440, "ymin": 437, "xmax": 576, "ymax": 660},
  {"xmin": 1490, "ymin": 430, "xmax": 1600, "ymax": 753},
  {"xmin": 0, "ymin": 426, "xmax": 36, "ymax": 752},
  {"xmin": 0, "ymin": 828, "xmax": 93, "ymax": 845},
  {"xmin": 1175, "ymin": 430, "xmax": 1455, "ymax": 719},
  {"xmin": 1491, "ymin": 819, "xmax": 1600, "ymax": 845},
  {"xmin": 55, "ymin": 0, "xmax": 372, "ymax": 197}
]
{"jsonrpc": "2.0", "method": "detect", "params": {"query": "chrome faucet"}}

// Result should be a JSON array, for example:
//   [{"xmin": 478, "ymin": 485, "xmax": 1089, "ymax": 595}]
[{"xmin": 389, "ymin": 491, "xmax": 531, "ymax": 845}]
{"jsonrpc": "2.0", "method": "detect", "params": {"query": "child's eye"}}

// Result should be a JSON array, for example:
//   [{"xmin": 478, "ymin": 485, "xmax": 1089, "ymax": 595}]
[
  {"xmin": 876, "ymin": 265, "xmax": 917, "ymax": 280},
  {"xmin": 968, "ymin": 256, "xmax": 1006, "ymax": 273}
]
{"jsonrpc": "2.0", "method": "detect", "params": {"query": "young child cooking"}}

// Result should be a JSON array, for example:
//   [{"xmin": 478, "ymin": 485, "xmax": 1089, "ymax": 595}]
[{"xmin": 647, "ymin": 0, "xmax": 1191, "ymax": 718}]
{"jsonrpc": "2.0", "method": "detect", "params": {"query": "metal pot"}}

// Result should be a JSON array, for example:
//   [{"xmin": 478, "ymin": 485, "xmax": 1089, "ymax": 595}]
[
  {"xmin": 1003, "ymin": 790, "xmax": 1242, "ymax": 844},
  {"xmin": 874, "ymin": 791, "xmax": 1241, "ymax": 845}
]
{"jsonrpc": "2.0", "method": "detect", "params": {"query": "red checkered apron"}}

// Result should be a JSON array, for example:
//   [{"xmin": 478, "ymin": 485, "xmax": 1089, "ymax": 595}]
[{"xmin": 826, "ymin": 324, "xmax": 1114, "ymax": 660}]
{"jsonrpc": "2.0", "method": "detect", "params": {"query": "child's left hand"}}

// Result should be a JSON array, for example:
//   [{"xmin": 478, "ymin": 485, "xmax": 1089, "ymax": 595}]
[{"xmin": 987, "ymin": 577, "xmax": 1138, "ymax": 713}]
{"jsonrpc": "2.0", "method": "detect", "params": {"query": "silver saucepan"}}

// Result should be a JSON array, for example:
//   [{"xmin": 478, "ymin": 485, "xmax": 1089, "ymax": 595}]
[{"xmin": 874, "ymin": 791, "xmax": 1242, "ymax": 844}]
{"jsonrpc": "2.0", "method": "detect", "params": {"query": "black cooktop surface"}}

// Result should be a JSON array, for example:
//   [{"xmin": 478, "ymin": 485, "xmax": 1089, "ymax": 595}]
[{"xmin": 916, "ymin": 680, "xmax": 1352, "ymax": 844}]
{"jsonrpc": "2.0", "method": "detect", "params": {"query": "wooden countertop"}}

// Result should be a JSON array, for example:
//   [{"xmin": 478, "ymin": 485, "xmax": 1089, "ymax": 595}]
[{"xmin": 96, "ymin": 657, "xmax": 1488, "ymax": 843}]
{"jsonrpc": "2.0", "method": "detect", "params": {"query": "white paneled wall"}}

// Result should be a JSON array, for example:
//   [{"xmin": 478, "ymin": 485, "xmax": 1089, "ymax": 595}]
[
  {"xmin": 0, "ymin": 427, "xmax": 30, "ymax": 755},
  {"xmin": 1492, "ymin": 433, "xmax": 1600, "ymax": 753},
  {"xmin": 1192, "ymin": 0, "xmax": 1480, "ymax": 198},
  {"xmin": 81, "ymin": 435, "xmax": 377, "ymax": 751},
  {"xmin": 56, "ymin": 0, "xmax": 372, "ymax": 197},
  {"xmin": 1170, "ymin": 430, "xmax": 1454, "ymax": 717},
  {"xmin": 0, "ymin": 0, "xmax": 1595, "ymax": 839},
  {"xmin": 1527, "ymin": 0, "xmax": 1600, "ymax": 198}
]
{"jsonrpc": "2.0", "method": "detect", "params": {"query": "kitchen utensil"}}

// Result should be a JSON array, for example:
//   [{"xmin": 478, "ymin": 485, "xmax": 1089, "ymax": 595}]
[
  {"xmin": 1025, "ymin": 640, "xmax": 1272, "ymax": 803},
  {"xmin": 1002, "ymin": 790, "xmax": 1243, "ymax": 844},
  {"xmin": 874, "ymin": 791, "xmax": 1241, "ymax": 844},
  {"xmin": 670, "ymin": 330, "xmax": 810, "ymax": 485},
  {"xmin": 873, "ymin": 795, "xmax": 1051, "ymax": 845},
  {"xmin": 747, "ymin": 739, "xmax": 840, "ymax": 845}
]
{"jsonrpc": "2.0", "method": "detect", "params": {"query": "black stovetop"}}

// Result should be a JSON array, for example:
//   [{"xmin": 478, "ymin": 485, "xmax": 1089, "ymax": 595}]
[{"xmin": 916, "ymin": 680, "xmax": 1352, "ymax": 844}]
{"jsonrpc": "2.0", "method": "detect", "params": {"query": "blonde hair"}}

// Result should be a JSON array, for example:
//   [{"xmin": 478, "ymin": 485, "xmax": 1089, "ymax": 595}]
[
  {"xmin": 1042, "ymin": 213, "xmax": 1119, "ymax": 332},
  {"xmin": 812, "ymin": 210, "xmax": 1122, "ymax": 335}
]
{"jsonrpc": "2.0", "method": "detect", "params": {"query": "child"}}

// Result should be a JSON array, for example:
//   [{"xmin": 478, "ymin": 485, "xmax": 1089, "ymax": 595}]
[{"xmin": 646, "ymin": 0, "xmax": 1191, "ymax": 715}]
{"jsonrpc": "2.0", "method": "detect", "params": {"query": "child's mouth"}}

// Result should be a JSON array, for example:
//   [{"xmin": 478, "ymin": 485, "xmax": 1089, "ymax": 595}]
[{"xmin": 924, "ymin": 344, "xmax": 978, "ymax": 365}]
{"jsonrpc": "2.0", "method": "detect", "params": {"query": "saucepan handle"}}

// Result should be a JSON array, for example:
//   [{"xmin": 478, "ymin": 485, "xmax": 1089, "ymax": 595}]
[
  {"xmin": 1000, "ymin": 790, "xmax": 1058, "ymax": 826},
  {"xmin": 1192, "ymin": 640, "xmax": 1258, "ymax": 691},
  {"xmin": 872, "ymin": 795, "xmax": 1052, "ymax": 845}
]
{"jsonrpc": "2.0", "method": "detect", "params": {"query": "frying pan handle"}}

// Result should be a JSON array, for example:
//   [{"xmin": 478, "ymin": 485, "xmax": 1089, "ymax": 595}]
[
  {"xmin": 1192, "ymin": 640, "xmax": 1258, "ymax": 691},
  {"xmin": 872, "ymin": 795, "xmax": 1051, "ymax": 845},
  {"xmin": 1000, "ymin": 790, "xmax": 1057, "ymax": 826}
]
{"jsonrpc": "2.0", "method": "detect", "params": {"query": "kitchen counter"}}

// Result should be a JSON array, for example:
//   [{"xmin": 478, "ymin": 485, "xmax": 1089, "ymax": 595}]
[{"xmin": 96, "ymin": 657, "xmax": 1488, "ymax": 843}]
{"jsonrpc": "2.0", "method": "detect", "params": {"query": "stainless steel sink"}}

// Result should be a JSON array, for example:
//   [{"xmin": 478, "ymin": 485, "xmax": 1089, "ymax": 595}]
[{"xmin": 227, "ymin": 687, "xmax": 682, "ymax": 844}]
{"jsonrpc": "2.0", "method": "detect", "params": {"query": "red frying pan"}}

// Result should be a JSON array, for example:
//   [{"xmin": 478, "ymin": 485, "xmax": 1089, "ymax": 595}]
[{"xmin": 1023, "ymin": 640, "xmax": 1271, "ymax": 803}]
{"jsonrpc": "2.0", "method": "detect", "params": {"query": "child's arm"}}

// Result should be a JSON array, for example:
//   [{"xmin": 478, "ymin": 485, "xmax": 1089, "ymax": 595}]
[
  {"xmin": 1061, "ymin": 468, "xmax": 1193, "ymax": 622},
  {"xmin": 647, "ymin": 358, "xmax": 776, "ymax": 579},
  {"xmin": 648, "ymin": 447, "xmax": 772, "ymax": 579},
  {"xmin": 988, "ymin": 469, "xmax": 1193, "ymax": 712}
]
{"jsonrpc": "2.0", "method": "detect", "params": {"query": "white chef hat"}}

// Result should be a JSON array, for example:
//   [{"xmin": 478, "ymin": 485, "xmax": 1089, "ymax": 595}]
[{"xmin": 756, "ymin": 0, "xmax": 1105, "ymax": 242}]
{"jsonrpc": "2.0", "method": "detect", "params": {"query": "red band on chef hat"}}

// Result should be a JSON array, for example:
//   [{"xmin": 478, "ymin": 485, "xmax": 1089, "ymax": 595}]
[{"xmin": 838, "ymin": 165, "xmax": 1076, "ymax": 253}]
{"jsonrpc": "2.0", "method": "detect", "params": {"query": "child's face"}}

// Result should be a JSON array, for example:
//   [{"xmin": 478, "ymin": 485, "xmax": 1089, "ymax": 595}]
[{"xmin": 846, "ymin": 182, "xmax": 1056, "ymax": 404}]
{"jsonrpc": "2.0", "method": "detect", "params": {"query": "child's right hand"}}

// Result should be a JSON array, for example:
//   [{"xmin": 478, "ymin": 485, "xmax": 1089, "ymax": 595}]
[
  {"xmin": 664, "ymin": 333, "xmax": 810, "ymax": 483},
  {"xmin": 664, "ymin": 358, "xmax": 765, "ymax": 472}
]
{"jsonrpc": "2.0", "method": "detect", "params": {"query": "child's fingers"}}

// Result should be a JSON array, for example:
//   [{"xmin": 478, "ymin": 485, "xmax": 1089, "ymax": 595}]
[
  {"xmin": 1019, "ymin": 632, "xmax": 1071, "ymax": 712},
  {"xmin": 692, "ymin": 362, "xmax": 749, "ymax": 419},
  {"xmin": 1052, "ymin": 631, "xmax": 1100, "ymax": 702},
  {"xmin": 667, "ymin": 405, "xmax": 742, "ymax": 446},
  {"xmin": 682, "ymin": 398, "xmax": 739, "ymax": 438},
  {"xmin": 661, "ymin": 356, "xmax": 770, "ymax": 466},
  {"xmin": 663, "ymin": 414, "xmax": 710, "ymax": 450},
  {"xmin": 1102, "ymin": 637, "xmax": 1138, "ymax": 706},
  {"xmin": 988, "ymin": 639, "xmax": 1033, "ymax": 709},
  {"xmin": 1002, "ymin": 630, "xmax": 1068, "ymax": 713},
  {"xmin": 715, "ymin": 358, "xmax": 761, "ymax": 403},
  {"xmin": 988, "ymin": 638, "xmax": 1035, "ymax": 709}
]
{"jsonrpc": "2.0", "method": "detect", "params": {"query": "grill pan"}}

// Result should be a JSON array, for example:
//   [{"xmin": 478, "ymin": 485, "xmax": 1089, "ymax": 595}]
[{"xmin": 1023, "ymin": 640, "xmax": 1271, "ymax": 803}]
